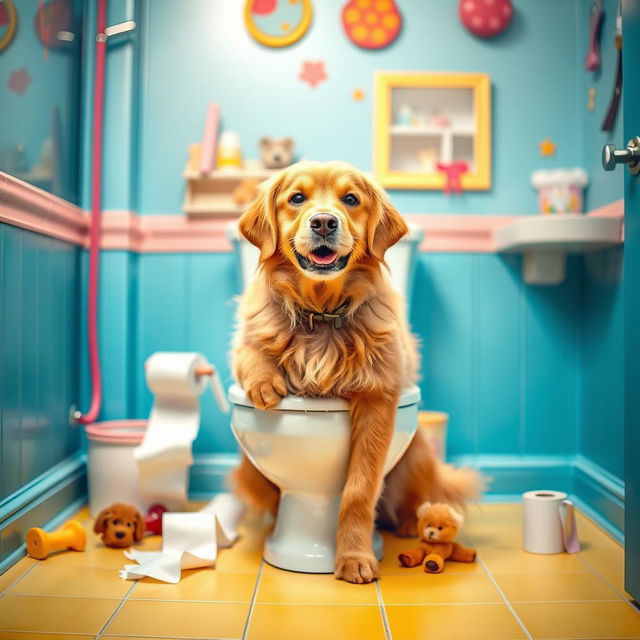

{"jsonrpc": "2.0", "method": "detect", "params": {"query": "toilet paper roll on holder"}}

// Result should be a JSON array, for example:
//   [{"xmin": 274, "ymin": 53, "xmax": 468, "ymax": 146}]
[{"xmin": 144, "ymin": 359, "xmax": 229, "ymax": 414}]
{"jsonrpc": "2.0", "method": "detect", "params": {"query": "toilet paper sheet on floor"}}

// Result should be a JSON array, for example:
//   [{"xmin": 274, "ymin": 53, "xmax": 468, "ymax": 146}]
[{"xmin": 119, "ymin": 493, "xmax": 245, "ymax": 583}]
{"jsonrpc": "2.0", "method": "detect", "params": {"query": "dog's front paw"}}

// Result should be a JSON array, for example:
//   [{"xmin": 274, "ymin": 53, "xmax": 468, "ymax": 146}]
[
  {"xmin": 335, "ymin": 553, "xmax": 379, "ymax": 584},
  {"xmin": 246, "ymin": 376, "xmax": 287, "ymax": 410}
]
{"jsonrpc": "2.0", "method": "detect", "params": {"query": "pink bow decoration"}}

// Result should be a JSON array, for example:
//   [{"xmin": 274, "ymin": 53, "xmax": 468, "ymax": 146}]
[{"xmin": 436, "ymin": 161, "xmax": 469, "ymax": 195}]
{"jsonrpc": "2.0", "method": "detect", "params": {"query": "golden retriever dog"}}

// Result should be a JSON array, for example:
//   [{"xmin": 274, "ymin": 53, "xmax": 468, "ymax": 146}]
[{"xmin": 231, "ymin": 161, "xmax": 482, "ymax": 584}]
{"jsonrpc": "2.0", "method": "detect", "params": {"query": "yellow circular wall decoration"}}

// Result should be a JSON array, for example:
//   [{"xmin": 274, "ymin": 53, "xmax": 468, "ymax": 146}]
[
  {"xmin": 244, "ymin": 0, "xmax": 312, "ymax": 48},
  {"xmin": 0, "ymin": 0, "xmax": 18, "ymax": 53}
]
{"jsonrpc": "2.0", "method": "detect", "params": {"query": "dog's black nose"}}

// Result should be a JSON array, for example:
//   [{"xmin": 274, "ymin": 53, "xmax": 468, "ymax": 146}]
[
  {"xmin": 309, "ymin": 213, "xmax": 338, "ymax": 238},
  {"xmin": 115, "ymin": 531, "xmax": 126, "ymax": 539}
]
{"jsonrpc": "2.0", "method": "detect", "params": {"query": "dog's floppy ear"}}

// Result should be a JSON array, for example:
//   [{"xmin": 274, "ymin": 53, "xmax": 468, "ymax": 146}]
[
  {"xmin": 94, "ymin": 507, "xmax": 112, "ymax": 534},
  {"xmin": 133, "ymin": 510, "xmax": 145, "ymax": 542},
  {"xmin": 238, "ymin": 173, "xmax": 283, "ymax": 262},
  {"xmin": 364, "ymin": 175, "xmax": 409, "ymax": 261}
]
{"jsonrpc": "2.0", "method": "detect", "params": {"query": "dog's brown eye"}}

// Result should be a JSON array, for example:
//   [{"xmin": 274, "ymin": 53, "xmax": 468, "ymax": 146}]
[
  {"xmin": 289, "ymin": 192, "xmax": 306, "ymax": 205},
  {"xmin": 113, "ymin": 519, "xmax": 121, "ymax": 525},
  {"xmin": 342, "ymin": 193, "xmax": 359, "ymax": 206},
  {"xmin": 126, "ymin": 522, "xmax": 131, "ymax": 527},
  {"xmin": 438, "ymin": 526, "xmax": 443, "ymax": 530}
]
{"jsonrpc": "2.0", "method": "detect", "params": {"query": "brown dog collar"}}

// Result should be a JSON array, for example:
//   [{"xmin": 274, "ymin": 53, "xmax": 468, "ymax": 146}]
[{"xmin": 302, "ymin": 298, "xmax": 351, "ymax": 330}]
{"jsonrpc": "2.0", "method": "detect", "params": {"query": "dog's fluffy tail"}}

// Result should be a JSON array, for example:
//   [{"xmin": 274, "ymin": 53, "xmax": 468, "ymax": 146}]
[
  {"xmin": 378, "ymin": 429, "xmax": 486, "ymax": 531},
  {"xmin": 432, "ymin": 460, "xmax": 486, "ymax": 509}
]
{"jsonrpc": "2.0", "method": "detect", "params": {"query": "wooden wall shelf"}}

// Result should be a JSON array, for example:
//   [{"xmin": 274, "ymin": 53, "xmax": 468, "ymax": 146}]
[{"xmin": 182, "ymin": 168, "xmax": 275, "ymax": 217}]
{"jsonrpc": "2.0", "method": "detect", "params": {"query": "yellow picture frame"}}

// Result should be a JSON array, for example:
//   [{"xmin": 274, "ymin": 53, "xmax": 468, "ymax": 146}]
[
  {"xmin": 244, "ymin": 0, "xmax": 312, "ymax": 48},
  {"xmin": 373, "ymin": 72, "xmax": 492, "ymax": 190},
  {"xmin": 0, "ymin": 0, "xmax": 17, "ymax": 52}
]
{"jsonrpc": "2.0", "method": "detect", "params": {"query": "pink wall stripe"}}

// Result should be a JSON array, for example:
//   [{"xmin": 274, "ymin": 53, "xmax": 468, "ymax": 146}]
[
  {"xmin": 404, "ymin": 214, "xmax": 522, "ymax": 252},
  {"xmin": 0, "ymin": 172, "xmax": 625, "ymax": 254},
  {"xmin": 99, "ymin": 213, "xmax": 234, "ymax": 252},
  {"xmin": 0, "ymin": 172, "xmax": 88, "ymax": 245},
  {"xmin": 586, "ymin": 199, "xmax": 623, "ymax": 218}
]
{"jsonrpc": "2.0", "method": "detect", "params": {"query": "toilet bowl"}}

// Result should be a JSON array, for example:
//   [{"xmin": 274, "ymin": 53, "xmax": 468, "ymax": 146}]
[{"xmin": 229, "ymin": 384, "xmax": 421, "ymax": 573}]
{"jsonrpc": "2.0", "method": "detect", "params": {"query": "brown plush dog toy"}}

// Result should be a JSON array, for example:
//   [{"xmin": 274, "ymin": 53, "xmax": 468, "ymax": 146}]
[
  {"xmin": 398, "ymin": 502, "xmax": 476, "ymax": 573},
  {"xmin": 94, "ymin": 503, "xmax": 145, "ymax": 548}
]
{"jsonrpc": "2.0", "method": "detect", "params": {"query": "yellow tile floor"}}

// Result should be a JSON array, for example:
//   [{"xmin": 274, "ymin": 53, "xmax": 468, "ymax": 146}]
[{"xmin": 0, "ymin": 503, "xmax": 639, "ymax": 639}]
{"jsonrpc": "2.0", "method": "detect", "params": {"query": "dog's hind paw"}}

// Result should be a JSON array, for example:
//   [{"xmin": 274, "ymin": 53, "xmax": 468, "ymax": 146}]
[{"xmin": 335, "ymin": 553, "xmax": 379, "ymax": 584}]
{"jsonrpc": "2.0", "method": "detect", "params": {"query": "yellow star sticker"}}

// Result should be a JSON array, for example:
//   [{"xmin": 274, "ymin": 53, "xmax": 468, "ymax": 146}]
[
  {"xmin": 538, "ymin": 138, "xmax": 557, "ymax": 157},
  {"xmin": 352, "ymin": 88, "xmax": 365, "ymax": 102}
]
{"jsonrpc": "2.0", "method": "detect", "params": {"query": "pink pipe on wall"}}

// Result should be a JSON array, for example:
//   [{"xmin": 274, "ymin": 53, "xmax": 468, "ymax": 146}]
[{"xmin": 76, "ymin": 0, "xmax": 107, "ymax": 425}]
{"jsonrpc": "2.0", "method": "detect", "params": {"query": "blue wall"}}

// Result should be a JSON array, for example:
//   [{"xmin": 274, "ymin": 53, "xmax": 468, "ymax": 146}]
[
  {"xmin": 92, "ymin": 0, "xmax": 582, "ymax": 215},
  {"xmin": 576, "ymin": 0, "xmax": 624, "ymax": 211},
  {"xmin": 0, "ymin": 223, "xmax": 84, "ymax": 568},
  {"xmin": 0, "ymin": 0, "xmax": 84, "ymax": 202},
  {"xmin": 575, "ymin": 0, "xmax": 624, "ymax": 481},
  {"xmin": 0, "ymin": 225, "xmax": 80, "ymax": 497},
  {"xmin": 413, "ymin": 253, "xmax": 580, "ymax": 458},
  {"xmin": 79, "ymin": 0, "xmax": 624, "ymax": 477}
]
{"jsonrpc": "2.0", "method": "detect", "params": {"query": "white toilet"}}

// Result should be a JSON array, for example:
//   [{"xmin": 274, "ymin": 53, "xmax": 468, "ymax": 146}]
[{"xmin": 228, "ymin": 221, "xmax": 423, "ymax": 573}]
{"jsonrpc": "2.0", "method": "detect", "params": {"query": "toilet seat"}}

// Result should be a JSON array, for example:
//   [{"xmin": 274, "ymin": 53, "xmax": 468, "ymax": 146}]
[{"xmin": 228, "ymin": 384, "xmax": 421, "ymax": 412}]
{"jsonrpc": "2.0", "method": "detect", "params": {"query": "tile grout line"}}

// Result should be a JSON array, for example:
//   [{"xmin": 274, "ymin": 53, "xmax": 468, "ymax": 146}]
[
  {"xmin": 2, "ymin": 632, "xmax": 89, "ymax": 637},
  {"xmin": 241, "ymin": 560, "xmax": 264, "ymax": 640},
  {"xmin": 0, "ymin": 561, "xmax": 38, "ymax": 598},
  {"xmin": 576, "ymin": 553, "xmax": 640, "ymax": 613},
  {"xmin": 475, "ymin": 555, "xmax": 533, "ymax": 640},
  {"xmin": 375, "ymin": 579, "xmax": 393, "ymax": 640},
  {"xmin": 94, "ymin": 578, "xmax": 139, "ymax": 640}
]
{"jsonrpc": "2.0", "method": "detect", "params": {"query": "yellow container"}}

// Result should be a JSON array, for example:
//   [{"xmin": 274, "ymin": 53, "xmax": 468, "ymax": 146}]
[{"xmin": 418, "ymin": 411, "xmax": 449, "ymax": 460}]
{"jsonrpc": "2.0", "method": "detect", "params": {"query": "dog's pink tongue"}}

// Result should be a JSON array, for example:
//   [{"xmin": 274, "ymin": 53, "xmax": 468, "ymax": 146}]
[{"xmin": 310, "ymin": 251, "xmax": 337, "ymax": 265}]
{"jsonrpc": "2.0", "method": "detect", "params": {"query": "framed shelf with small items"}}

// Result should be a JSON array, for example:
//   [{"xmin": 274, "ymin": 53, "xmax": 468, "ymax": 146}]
[{"xmin": 374, "ymin": 72, "xmax": 492, "ymax": 191}]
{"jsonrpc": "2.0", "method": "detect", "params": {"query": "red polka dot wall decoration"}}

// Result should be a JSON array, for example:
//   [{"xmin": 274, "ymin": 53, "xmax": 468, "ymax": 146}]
[
  {"xmin": 459, "ymin": 0, "xmax": 513, "ymax": 38},
  {"xmin": 341, "ymin": 0, "xmax": 402, "ymax": 50}
]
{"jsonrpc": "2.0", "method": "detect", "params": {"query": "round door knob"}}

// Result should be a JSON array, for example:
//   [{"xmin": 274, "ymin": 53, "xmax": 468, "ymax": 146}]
[{"xmin": 602, "ymin": 137, "xmax": 640, "ymax": 174}]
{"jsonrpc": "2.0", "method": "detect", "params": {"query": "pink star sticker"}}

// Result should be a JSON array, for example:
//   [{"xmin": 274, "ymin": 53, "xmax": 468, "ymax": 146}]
[
  {"xmin": 299, "ymin": 61, "xmax": 327, "ymax": 89},
  {"xmin": 8, "ymin": 68, "xmax": 32, "ymax": 95}
]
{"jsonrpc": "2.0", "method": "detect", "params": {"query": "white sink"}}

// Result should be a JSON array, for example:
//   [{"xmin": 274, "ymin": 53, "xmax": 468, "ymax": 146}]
[{"xmin": 495, "ymin": 214, "xmax": 623, "ymax": 284}]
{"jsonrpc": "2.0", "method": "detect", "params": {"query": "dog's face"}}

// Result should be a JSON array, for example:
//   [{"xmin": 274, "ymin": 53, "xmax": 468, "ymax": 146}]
[
  {"xmin": 416, "ymin": 502, "xmax": 464, "ymax": 544},
  {"xmin": 239, "ymin": 161, "xmax": 408, "ymax": 281},
  {"xmin": 94, "ymin": 503, "xmax": 145, "ymax": 548}
]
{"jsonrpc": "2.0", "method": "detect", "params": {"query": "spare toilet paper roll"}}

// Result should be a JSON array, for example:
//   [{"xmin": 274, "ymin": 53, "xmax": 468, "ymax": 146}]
[
  {"xmin": 134, "ymin": 352, "xmax": 210, "ymax": 511},
  {"xmin": 522, "ymin": 490, "xmax": 580, "ymax": 554},
  {"xmin": 119, "ymin": 493, "xmax": 244, "ymax": 583}
]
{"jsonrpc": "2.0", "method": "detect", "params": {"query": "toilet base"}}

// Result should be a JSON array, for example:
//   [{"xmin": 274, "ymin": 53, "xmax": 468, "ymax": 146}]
[{"xmin": 264, "ymin": 491, "xmax": 384, "ymax": 574}]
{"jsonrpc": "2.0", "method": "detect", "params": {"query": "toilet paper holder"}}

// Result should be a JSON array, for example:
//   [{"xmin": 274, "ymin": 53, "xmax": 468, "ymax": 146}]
[{"xmin": 144, "ymin": 359, "xmax": 229, "ymax": 414}]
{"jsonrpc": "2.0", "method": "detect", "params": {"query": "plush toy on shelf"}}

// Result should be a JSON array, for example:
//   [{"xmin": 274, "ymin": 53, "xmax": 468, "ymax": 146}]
[
  {"xmin": 398, "ymin": 502, "xmax": 476, "ymax": 573},
  {"xmin": 260, "ymin": 136, "xmax": 295, "ymax": 169}
]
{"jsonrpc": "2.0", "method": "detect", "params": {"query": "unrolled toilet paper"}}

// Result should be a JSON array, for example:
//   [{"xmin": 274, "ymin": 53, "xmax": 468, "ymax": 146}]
[
  {"xmin": 119, "ymin": 493, "xmax": 245, "ymax": 583},
  {"xmin": 134, "ymin": 352, "xmax": 227, "ymax": 511},
  {"xmin": 522, "ymin": 490, "xmax": 580, "ymax": 554}
]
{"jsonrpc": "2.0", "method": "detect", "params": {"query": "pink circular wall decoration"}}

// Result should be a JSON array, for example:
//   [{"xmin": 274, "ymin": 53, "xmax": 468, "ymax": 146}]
[{"xmin": 459, "ymin": 0, "xmax": 513, "ymax": 38}]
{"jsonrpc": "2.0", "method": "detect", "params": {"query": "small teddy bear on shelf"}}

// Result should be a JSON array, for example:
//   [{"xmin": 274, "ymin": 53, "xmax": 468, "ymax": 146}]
[
  {"xmin": 398, "ymin": 502, "xmax": 476, "ymax": 573},
  {"xmin": 94, "ymin": 503, "xmax": 145, "ymax": 549}
]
